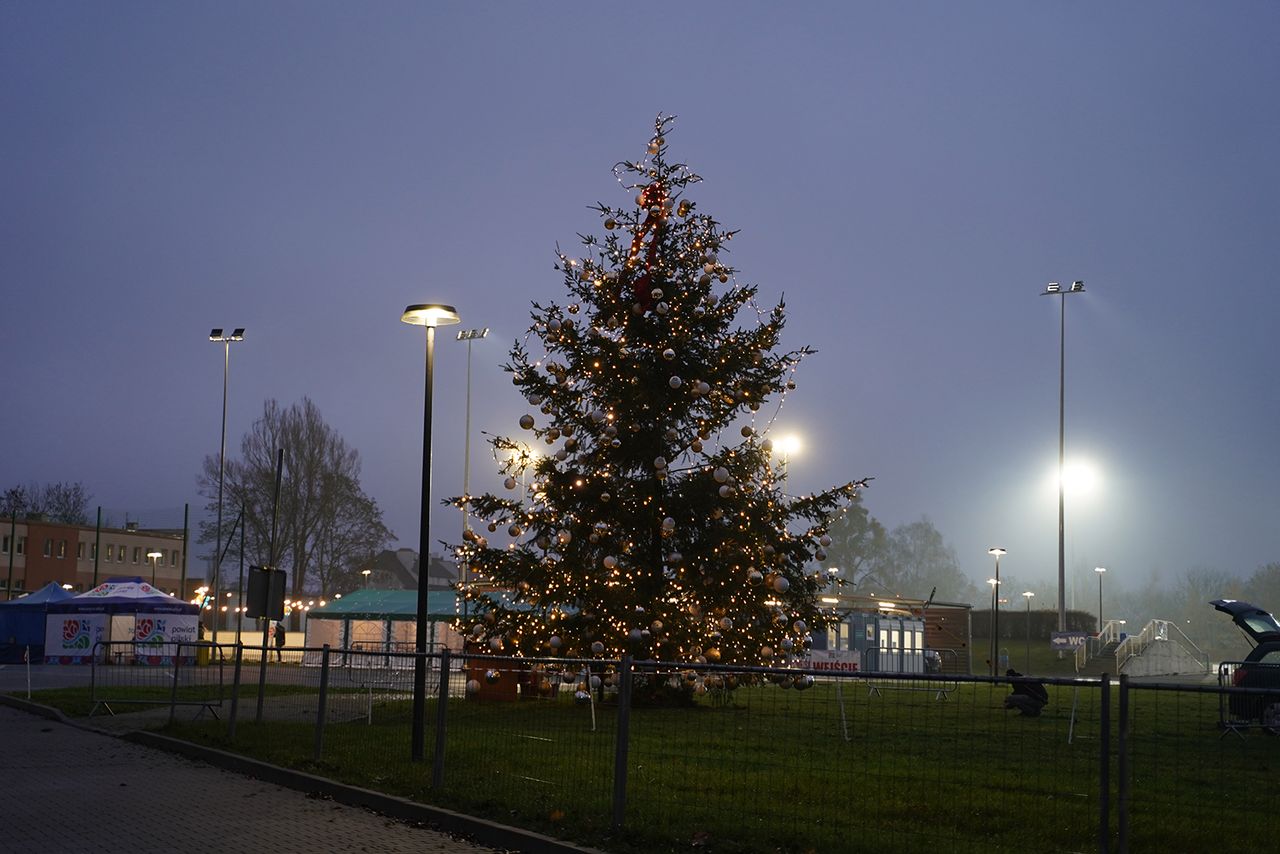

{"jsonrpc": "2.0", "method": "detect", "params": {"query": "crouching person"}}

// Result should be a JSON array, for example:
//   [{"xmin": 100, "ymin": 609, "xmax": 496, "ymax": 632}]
[{"xmin": 1003, "ymin": 668, "xmax": 1049, "ymax": 717}]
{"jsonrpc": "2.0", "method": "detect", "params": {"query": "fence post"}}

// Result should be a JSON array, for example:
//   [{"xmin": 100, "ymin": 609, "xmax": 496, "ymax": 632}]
[
  {"xmin": 611, "ymin": 655, "xmax": 634, "ymax": 832},
  {"xmin": 1117, "ymin": 674, "xmax": 1129, "ymax": 854},
  {"xmin": 168, "ymin": 641, "xmax": 183, "ymax": 726},
  {"xmin": 1098, "ymin": 674, "xmax": 1111, "ymax": 854},
  {"xmin": 313, "ymin": 644, "xmax": 331, "ymax": 762},
  {"xmin": 432, "ymin": 648, "xmax": 450, "ymax": 788},
  {"xmin": 227, "ymin": 644, "xmax": 244, "ymax": 740}
]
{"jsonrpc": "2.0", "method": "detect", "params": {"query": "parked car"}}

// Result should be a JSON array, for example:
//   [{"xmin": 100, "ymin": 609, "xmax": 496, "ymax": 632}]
[{"xmin": 1210, "ymin": 598, "xmax": 1280, "ymax": 732}]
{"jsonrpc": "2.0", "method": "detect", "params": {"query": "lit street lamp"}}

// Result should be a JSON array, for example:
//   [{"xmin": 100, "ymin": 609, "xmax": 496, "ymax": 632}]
[
  {"xmin": 988, "ymin": 547, "xmax": 1006, "ymax": 676},
  {"xmin": 1022, "ymin": 591, "xmax": 1035, "ymax": 671},
  {"xmin": 402, "ymin": 302, "xmax": 460, "ymax": 763},
  {"xmin": 1041, "ymin": 281, "xmax": 1085, "ymax": 638},
  {"xmin": 147, "ymin": 549, "xmax": 163, "ymax": 586},
  {"xmin": 1095, "ymin": 566, "xmax": 1107, "ymax": 632},
  {"xmin": 362, "ymin": 568, "xmax": 371, "ymax": 588},
  {"xmin": 209, "ymin": 327, "xmax": 245, "ymax": 648}
]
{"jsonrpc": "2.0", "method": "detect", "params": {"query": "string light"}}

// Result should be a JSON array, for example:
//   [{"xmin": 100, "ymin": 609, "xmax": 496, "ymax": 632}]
[{"xmin": 443, "ymin": 114, "xmax": 868, "ymax": 672}]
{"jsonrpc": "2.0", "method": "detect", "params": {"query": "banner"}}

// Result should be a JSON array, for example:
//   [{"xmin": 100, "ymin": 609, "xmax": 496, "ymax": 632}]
[
  {"xmin": 803, "ymin": 647, "xmax": 861, "ymax": 672},
  {"xmin": 44, "ymin": 614, "xmax": 107, "ymax": 664},
  {"xmin": 135, "ymin": 614, "xmax": 200, "ymax": 665}
]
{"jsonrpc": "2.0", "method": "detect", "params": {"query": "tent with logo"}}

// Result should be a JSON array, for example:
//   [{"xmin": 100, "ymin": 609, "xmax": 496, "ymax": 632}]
[
  {"xmin": 0, "ymin": 582, "xmax": 76, "ymax": 663},
  {"xmin": 44, "ymin": 577, "xmax": 200, "ymax": 664}
]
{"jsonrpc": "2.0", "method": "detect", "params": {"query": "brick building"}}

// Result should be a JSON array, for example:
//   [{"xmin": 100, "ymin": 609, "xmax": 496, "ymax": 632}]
[{"xmin": 0, "ymin": 515, "xmax": 188, "ymax": 600}]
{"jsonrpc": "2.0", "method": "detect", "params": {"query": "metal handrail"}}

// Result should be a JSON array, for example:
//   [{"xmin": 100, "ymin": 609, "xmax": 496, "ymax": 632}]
[
  {"xmin": 1116, "ymin": 619, "xmax": 1209, "ymax": 673},
  {"xmin": 1075, "ymin": 620, "xmax": 1125, "ymax": 671}
]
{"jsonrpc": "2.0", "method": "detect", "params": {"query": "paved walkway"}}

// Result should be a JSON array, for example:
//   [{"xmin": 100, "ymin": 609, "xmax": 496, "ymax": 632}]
[{"xmin": 0, "ymin": 705, "xmax": 499, "ymax": 854}]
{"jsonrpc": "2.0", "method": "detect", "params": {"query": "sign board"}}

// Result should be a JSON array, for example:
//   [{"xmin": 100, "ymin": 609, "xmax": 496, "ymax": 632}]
[
  {"xmin": 803, "ymin": 647, "xmax": 861, "ymax": 672},
  {"xmin": 245, "ymin": 566, "xmax": 286, "ymax": 620},
  {"xmin": 1050, "ymin": 631, "xmax": 1088, "ymax": 650}
]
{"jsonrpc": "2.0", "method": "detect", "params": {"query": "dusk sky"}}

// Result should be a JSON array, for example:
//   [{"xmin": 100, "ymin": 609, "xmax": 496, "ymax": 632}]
[{"xmin": 4, "ymin": 2, "xmax": 1278, "ymax": 605}]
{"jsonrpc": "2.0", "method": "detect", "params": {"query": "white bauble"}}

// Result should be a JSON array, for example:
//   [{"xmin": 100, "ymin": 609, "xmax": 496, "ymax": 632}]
[
  {"xmin": 772, "ymin": 576, "xmax": 790, "ymax": 593},
  {"xmin": 713, "ymin": 467, "xmax": 730, "ymax": 483},
  {"xmin": 668, "ymin": 376, "xmax": 683, "ymax": 389}
]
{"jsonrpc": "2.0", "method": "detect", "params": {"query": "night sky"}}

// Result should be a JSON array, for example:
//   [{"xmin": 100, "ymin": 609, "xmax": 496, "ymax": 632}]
[{"xmin": 4, "ymin": 2, "xmax": 1278, "ymax": 603}]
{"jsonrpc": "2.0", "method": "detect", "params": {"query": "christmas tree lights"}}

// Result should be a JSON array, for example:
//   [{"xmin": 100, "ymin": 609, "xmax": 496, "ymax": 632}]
[{"xmin": 450, "ymin": 115, "xmax": 869, "ymax": 674}]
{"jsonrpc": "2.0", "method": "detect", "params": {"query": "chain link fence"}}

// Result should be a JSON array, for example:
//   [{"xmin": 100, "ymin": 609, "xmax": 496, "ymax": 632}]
[{"xmin": 100, "ymin": 646, "xmax": 1280, "ymax": 852}]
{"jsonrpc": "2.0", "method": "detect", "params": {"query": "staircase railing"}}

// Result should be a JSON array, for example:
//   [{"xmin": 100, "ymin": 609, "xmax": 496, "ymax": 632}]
[
  {"xmin": 1075, "ymin": 620, "xmax": 1124, "ymax": 672},
  {"xmin": 1115, "ymin": 618, "xmax": 1209, "ymax": 673}
]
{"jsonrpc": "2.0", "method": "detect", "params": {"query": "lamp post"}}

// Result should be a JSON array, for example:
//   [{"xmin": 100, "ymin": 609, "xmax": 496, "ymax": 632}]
[
  {"xmin": 987, "ymin": 577, "xmax": 999, "ymax": 676},
  {"xmin": 147, "ymin": 549, "xmax": 163, "ymax": 587},
  {"xmin": 988, "ymin": 548, "xmax": 1006, "ymax": 675},
  {"xmin": 1022, "ymin": 591, "xmax": 1034, "ymax": 671},
  {"xmin": 1095, "ymin": 566, "xmax": 1107, "ymax": 632},
  {"xmin": 1041, "ymin": 281, "xmax": 1085, "ymax": 638},
  {"xmin": 208, "ymin": 327, "xmax": 245, "ymax": 648},
  {"xmin": 362, "ymin": 568, "xmax": 371, "ymax": 588},
  {"xmin": 456, "ymin": 327, "xmax": 488, "ymax": 621},
  {"xmin": 402, "ymin": 303, "xmax": 460, "ymax": 763}
]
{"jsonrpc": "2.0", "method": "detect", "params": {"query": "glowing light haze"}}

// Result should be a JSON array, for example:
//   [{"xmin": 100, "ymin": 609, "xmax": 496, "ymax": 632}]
[{"xmin": 3, "ymin": 3, "xmax": 1277, "ymax": 598}]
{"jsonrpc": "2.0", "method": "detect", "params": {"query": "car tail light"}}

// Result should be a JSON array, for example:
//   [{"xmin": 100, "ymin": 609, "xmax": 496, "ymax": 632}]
[{"xmin": 1233, "ymin": 667, "xmax": 1247, "ymax": 686}]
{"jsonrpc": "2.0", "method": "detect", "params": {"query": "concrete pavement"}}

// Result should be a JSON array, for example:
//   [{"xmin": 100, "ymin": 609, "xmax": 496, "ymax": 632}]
[{"xmin": 0, "ymin": 704, "xmax": 500, "ymax": 854}]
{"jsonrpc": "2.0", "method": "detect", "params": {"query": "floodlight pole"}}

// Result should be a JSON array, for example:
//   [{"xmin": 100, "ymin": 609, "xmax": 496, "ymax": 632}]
[
  {"xmin": 1041, "ymin": 283, "xmax": 1084, "ymax": 636},
  {"xmin": 457, "ymin": 327, "xmax": 488, "ymax": 623},
  {"xmin": 209, "ymin": 328, "xmax": 245, "ymax": 648}
]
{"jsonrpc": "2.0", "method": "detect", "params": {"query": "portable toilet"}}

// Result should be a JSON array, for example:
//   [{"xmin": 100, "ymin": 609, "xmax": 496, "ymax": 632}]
[{"xmin": 845, "ymin": 611, "xmax": 927, "ymax": 673}]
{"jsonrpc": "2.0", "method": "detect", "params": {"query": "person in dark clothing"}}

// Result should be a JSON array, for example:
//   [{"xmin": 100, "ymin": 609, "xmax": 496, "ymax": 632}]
[
  {"xmin": 274, "ymin": 621, "xmax": 286, "ymax": 661},
  {"xmin": 1004, "ymin": 668, "xmax": 1049, "ymax": 717}
]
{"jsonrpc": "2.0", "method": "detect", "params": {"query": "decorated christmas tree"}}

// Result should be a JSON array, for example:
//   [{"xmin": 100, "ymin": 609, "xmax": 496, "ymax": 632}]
[{"xmin": 452, "ymin": 115, "xmax": 867, "ymax": 672}]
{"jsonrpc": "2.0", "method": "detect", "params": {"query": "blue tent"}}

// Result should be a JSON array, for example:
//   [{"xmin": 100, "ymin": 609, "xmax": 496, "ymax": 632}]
[{"xmin": 0, "ymin": 582, "xmax": 76, "ymax": 663}]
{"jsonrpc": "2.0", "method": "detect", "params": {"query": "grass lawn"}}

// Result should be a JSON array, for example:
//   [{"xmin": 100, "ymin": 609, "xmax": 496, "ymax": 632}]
[{"xmin": 39, "ymin": 673, "xmax": 1266, "ymax": 854}]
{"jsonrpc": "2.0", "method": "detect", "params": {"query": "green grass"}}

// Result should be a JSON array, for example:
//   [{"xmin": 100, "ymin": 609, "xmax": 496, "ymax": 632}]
[{"xmin": 68, "ymin": 676, "xmax": 1273, "ymax": 854}]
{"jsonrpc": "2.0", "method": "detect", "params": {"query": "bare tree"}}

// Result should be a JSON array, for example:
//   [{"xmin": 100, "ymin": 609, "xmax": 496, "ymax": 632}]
[
  {"xmin": 198, "ymin": 398, "xmax": 393, "ymax": 596},
  {"xmin": 1, "ymin": 481, "xmax": 91, "ymax": 524}
]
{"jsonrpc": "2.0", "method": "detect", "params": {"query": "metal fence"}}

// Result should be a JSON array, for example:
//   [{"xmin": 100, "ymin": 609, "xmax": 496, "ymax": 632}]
[{"xmin": 116, "ymin": 646, "xmax": 1280, "ymax": 853}]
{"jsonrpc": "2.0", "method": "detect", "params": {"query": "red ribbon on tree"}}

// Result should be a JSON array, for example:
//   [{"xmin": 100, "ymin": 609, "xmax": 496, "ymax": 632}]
[{"xmin": 626, "ymin": 181, "xmax": 667, "ymax": 311}]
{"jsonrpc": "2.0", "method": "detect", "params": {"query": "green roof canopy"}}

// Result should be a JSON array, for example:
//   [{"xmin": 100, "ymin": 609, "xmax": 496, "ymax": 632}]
[{"xmin": 307, "ymin": 589, "xmax": 462, "ymax": 621}]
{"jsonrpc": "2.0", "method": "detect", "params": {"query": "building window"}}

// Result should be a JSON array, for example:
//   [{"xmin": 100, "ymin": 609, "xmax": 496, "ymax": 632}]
[
  {"xmin": 1, "ymin": 535, "xmax": 7, "ymax": 553},
  {"xmin": 132, "ymin": 546, "xmax": 141, "ymax": 564},
  {"xmin": 17, "ymin": 536, "xmax": 25, "ymax": 556},
  {"xmin": 44, "ymin": 539, "xmax": 53, "ymax": 557},
  {"xmin": 57, "ymin": 539, "xmax": 67, "ymax": 559},
  {"xmin": 106, "ymin": 544, "xmax": 114, "ymax": 562},
  {"xmin": 170, "ymin": 550, "xmax": 179, "ymax": 566},
  {"xmin": 91, "ymin": 543, "xmax": 98, "ymax": 561},
  {"xmin": 77, "ymin": 542, "xmax": 85, "ymax": 560}
]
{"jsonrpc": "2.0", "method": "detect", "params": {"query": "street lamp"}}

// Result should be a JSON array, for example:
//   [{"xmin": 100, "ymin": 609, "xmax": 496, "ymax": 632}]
[
  {"xmin": 209, "ymin": 327, "xmax": 245, "ymax": 648},
  {"xmin": 1095, "ymin": 566, "xmax": 1107, "ymax": 632},
  {"xmin": 988, "ymin": 547, "xmax": 1006, "ymax": 676},
  {"xmin": 1022, "ymin": 591, "xmax": 1035, "ymax": 671},
  {"xmin": 1041, "ymin": 281, "xmax": 1085, "ymax": 638},
  {"xmin": 456, "ymin": 327, "xmax": 488, "ymax": 620},
  {"xmin": 147, "ymin": 549, "xmax": 163, "ymax": 586},
  {"xmin": 402, "ymin": 302, "xmax": 460, "ymax": 763},
  {"xmin": 362, "ymin": 568, "xmax": 371, "ymax": 588},
  {"xmin": 987, "ymin": 577, "xmax": 1000, "ymax": 676}
]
